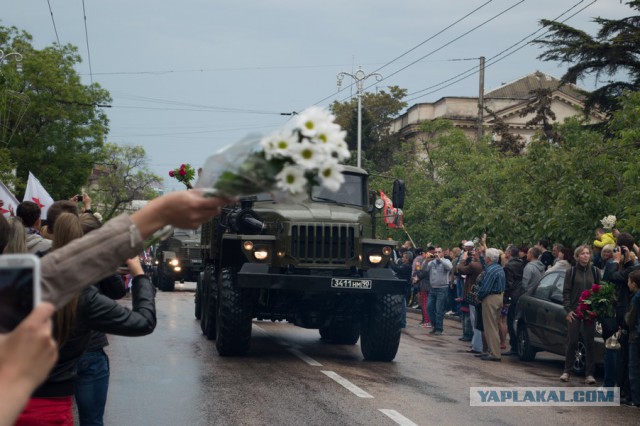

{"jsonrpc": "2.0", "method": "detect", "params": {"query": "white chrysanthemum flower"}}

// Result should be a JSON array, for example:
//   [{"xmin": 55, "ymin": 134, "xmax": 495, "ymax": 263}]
[
  {"xmin": 275, "ymin": 164, "xmax": 307, "ymax": 194},
  {"xmin": 314, "ymin": 121, "xmax": 347, "ymax": 147},
  {"xmin": 600, "ymin": 215, "xmax": 617, "ymax": 229},
  {"xmin": 319, "ymin": 161, "xmax": 345, "ymax": 192},
  {"xmin": 323, "ymin": 139, "xmax": 351, "ymax": 162},
  {"xmin": 260, "ymin": 131, "xmax": 298, "ymax": 160},
  {"xmin": 295, "ymin": 106, "xmax": 334, "ymax": 138},
  {"xmin": 292, "ymin": 139, "xmax": 326, "ymax": 170}
]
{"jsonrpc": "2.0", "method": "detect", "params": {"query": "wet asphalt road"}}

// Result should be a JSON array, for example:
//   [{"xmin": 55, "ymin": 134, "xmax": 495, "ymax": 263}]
[{"xmin": 102, "ymin": 284, "xmax": 639, "ymax": 426}]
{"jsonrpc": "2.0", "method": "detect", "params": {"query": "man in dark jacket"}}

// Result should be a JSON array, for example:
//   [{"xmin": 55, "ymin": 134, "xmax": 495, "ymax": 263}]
[
  {"xmin": 390, "ymin": 251, "xmax": 413, "ymax": 328},
  {"xmin": 604, "ymin": 232, "xmax": 640, "ymax": 399},
  {"xmin": 503, "ymin": 245, "xmax": 525, "ymax": 355}
]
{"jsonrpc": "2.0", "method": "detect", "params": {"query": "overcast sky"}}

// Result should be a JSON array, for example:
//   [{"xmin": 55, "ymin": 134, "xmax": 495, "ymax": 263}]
[{"xmin": 1, "ymin": 0, "xmax": 632, "ymax": 192}]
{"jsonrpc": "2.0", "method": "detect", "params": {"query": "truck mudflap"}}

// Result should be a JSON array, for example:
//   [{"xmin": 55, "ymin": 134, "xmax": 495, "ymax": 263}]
[{"xmin": 236, "ymin": 263, "xmax": 405, "ymax": 294}]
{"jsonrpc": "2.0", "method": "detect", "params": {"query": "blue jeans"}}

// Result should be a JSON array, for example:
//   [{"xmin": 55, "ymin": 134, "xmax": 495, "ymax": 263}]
[
  {"xmin": 604, "ymin": 348, "xmax": 619, "ymax": 388},
  {"xmin": 75, "ymin": 349, "xmax": 110, "ymax": 426},
  {"xmin": 427, "ymin": 287, "xmax": 447, "ymax": 332}
]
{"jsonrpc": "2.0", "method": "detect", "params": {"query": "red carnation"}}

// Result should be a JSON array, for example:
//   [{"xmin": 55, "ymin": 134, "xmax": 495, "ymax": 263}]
[
  {"xmin": 577, "ymin": 311, "xmax": 584, "ymax": 320},
  {"xmin": 581, "ymin": 290, "xmax": 591, "ymax": 299},
  {"xmin": 179, "ymin": 168, "xmax": 187, "ymax": 176},
  {"xmin": 589, "ymin": 311, "xmax": 597, "ymax": 319},
  {"xmin": 578, "ymin": 303, "xmax": 589, "ymax": 311},
  {"xmin": 591, "ymin": 284, "xmax": 601, "ymax": 293},
  {"xmin": 169, "ymin": 170, "xmax": 174, "ymax": 177}
]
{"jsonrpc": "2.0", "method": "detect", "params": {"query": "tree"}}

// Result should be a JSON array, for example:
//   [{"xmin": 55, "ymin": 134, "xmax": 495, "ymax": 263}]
[
  {"xmin": 0, "ymin": 25, "xmax": 111, "ymax": 199},
  {"xmin": 533, "ymin": 1, "xmax": 640, "ymax": 114},
  {"xmin": 92, "ymin": 143, "xmax": 162, "ymax": 221},
  {"xmin": 330, "ymin": 86, "xmax": 407, "ymax": 172}
]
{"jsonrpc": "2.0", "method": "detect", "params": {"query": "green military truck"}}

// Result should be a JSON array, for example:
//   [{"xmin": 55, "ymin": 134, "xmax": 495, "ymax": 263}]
[
  {"xmin": 151, "ymin": 228, "xmax": 204, "ymax": 292},
  {"xmin": 194, "ymin": 165, "xmax": 405, "ymax": 361}
]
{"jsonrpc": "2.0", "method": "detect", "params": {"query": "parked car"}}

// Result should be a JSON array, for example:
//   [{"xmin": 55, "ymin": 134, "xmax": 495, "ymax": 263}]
[{"xmin": 513, "ymin": 269, "xmax": 604, "ymax": 375}]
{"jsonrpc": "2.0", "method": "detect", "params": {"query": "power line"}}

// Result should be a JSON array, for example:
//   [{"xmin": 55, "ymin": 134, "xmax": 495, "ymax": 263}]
[
  {"xmin": 359, "ymin": 0, "xmax": 527, "ymax": 96},
  {"xmin": 309, "ymin": 0, "xmax": 498, "ymax": 108},
  {"xmin": 81, "ymin": 0, "xmax": 94, "ymax": 84},
  {"xmin": 46, "ymin": 0, "xmax": 61, "ymax": 46},
  {"xmin": 370, "ymin": 0, "xmax": 495, "ymax": 75},
  {"xmin": 403, "ymin": 0, "xmax": 595, "ymax": 103}
]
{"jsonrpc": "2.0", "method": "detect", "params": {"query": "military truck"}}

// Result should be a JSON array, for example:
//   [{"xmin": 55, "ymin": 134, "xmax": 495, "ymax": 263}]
[
  {"xmin": 194, "ymin": 165, "xmax": 406, "ymax": 361},
  {"xmin": 151, "ymin": 228, "xmax": 204, "ymax": 291}
]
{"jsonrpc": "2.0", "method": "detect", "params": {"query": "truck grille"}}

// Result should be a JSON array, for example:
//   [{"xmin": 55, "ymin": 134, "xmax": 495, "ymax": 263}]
[
  {"xmin": 179, "ymin": 247, "xmax": 201, "ymax": 261},
  {"xmin": 290, "ymin": 223, "xmax": 356, "ymax": 265}
]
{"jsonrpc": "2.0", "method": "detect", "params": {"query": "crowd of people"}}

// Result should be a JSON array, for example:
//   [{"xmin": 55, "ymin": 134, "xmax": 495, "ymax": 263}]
[
  {"xmin": 392, "ymin": 228, "xmax": 640, "ymax": 407},
  {"xmin": 0, "ymin": 190, "xmax": 229, "ymax": 426}
]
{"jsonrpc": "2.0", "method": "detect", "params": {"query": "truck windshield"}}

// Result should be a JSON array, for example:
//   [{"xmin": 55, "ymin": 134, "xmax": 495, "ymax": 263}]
[
  {"xmin": 311, "ymin": 173, "xmax": 364, "ymax": 206},
  {"xmin": 173, "ymin": 227, "xmax": 201, "ymax": 238}
]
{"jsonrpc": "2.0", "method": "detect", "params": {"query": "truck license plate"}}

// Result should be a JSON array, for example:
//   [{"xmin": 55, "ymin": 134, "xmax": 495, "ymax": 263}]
[
  {"xmin": 331, "ymin": 278, "xmax": 372, "ymax": 290},
  {"xmin": 191, "ymin": 259, "xmax": 202, "ymax": 264}
]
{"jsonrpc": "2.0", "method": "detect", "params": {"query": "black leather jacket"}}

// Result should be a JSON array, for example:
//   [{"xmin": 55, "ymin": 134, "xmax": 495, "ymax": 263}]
[{"xmin": 33, "ymin": 275, "xmax": 156, "ymax": 398}]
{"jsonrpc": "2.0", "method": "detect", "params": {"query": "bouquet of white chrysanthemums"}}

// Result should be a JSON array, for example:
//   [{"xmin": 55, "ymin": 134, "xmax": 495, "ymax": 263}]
[
  {"xmin": 600, "ymin": 215, "xmax": 617, "ymax": 230},
  {"xmin": 195, "ymin": 106, "xmax": 350, "ymax": 201}
]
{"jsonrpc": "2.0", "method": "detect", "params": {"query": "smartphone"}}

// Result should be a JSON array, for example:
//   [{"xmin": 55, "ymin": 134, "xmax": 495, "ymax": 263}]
[{"xmin": 0, "ymin": 254, "xmax": 41, "ymax": 333}]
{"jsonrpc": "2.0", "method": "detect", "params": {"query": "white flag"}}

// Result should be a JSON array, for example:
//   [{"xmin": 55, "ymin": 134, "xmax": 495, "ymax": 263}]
[
  {"xmin": 0, "ymin": 181, "xmax": 20, "ymax": 217},
  {"xmin": 23, "ymin": 172, "xmax": 55, "ymax": 220}
]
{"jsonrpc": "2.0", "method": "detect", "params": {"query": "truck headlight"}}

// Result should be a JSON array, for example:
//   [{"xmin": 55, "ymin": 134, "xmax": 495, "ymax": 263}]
[
  {"xmin": 174, "ymin": 266, "xmax": 182, "ymax": 272},
  {"xmin": 169, "ymin": 259, "xmax": 179, "ymax": 266},
  {"xmin": 368, "ymin": 254, "xmax": 383, "ymax": 264},
  {"xmin": 254, "ymin": 249, "xmax": 269, "ymax": 260}
]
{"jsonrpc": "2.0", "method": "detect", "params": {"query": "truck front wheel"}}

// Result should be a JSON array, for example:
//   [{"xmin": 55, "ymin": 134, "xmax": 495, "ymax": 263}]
[
  {"xmin": 360, "ymin": 294, "xmax": 402, "ymax": 362},
  {"xmin": 215, "ymin": 267, "xmax": 252, "ymax": 356},
  {"xmin": 202, "ymin": 266, "xmax": 217, "ymax": 340},
  {"xmin": 158, "ymin": 268, "xmax": 175, "ymax": 292}
]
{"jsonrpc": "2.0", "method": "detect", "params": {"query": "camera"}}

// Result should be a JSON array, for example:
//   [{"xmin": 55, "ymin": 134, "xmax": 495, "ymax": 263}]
[
  {"xmin": 613, "ymin": 247, "xmax": 619, "ymax": 253},
  {"xmin": 76, "ymin": 194, "xmax": 83, "ymax": 202}
]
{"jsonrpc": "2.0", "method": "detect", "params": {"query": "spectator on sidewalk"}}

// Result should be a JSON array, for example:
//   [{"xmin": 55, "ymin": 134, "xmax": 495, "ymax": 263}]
[
  {"xmin": 548, "ymin": 245, "xmax": 573, "ymax": 273},
  {"xmin": 522, "ymin": 247, "xmax": 545, "ymax": 292},
  {"xmin": 502, "ymin": 245, "xmax": 524, "ymax": 356},
  {"xmin": 560, "ymin": 244, "xmax": 600, "ymax": 384},
  {"xmin": 418, "ymin": 247, "xmax": 452, "ymax": 336},
  {"xmin": 16, "ymin": 201, "xmax": 52, "ymax": 256},
  {"xmin": 625, "ymin": 270, "xmax": 640, "ymax": 407},
  {"xmin": 538, "ymin": 239, "xmax": 555, "ymax": 270},
  {"xmin": 412, "ymin": 249, "xmax": 431, "ymax": 328},
  {"xmin": 390, "ymin": 250, "xmax": 413, "ymax": 329},
  {"xmin": 458, "ymin": 246, "xmax": 482, "ymax": 346},
  {"xmin": 477, "ymin": 248, "xmax": 506, "ymax": 362}
]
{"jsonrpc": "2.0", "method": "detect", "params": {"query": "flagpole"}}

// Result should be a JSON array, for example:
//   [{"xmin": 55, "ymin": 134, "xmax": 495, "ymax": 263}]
[{"xmin": 401, "ymin": 224, "xmax": 416, "ymax": 249}]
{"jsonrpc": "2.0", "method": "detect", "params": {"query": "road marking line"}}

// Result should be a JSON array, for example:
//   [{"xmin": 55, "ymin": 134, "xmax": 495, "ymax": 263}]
[
  {"xmin": 379, "ymin": 409, "xmax": 419, "ymax": 426},
  {"xmin": 288, "ymin": 348, "xmax": 323, "ymax": 366},
  {"xmin": 253, "ymin": 325, "xmax": 321, "ymax": 366},
  {"xmin": 321, "ymin": 371, "xmax": 373, "ymax": 398}
]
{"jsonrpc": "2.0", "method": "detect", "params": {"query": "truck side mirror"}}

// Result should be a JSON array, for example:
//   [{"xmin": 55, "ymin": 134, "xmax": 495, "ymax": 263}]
[{"xmin": 392, "ymin": 179, "xmax": 405, "ymax": 210}]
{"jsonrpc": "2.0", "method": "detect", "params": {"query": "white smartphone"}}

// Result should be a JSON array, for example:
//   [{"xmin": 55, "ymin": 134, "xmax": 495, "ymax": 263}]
[{"xmin": 0, "ymin": 254, "xmax": 41, "ymax": 333}]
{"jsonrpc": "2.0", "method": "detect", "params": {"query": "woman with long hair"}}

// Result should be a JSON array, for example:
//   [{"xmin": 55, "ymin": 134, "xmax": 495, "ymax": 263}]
[
  {"xmin": 16, "ymin": 213, "xmax": 156, "ymax": 426},
  {"xmin": 3, "ymin": 217, "xmax": 28, "ymax": 254}
]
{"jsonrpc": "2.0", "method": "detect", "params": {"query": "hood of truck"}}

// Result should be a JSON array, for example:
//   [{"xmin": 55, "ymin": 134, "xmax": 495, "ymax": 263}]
[{"xmin": 254, "ymin": 202, "xmax": 371, "ymax": 224}]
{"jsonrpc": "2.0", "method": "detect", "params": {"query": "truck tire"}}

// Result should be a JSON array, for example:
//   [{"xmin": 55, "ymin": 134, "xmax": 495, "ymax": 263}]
[
  {"xmin": 319, "ymin": 323, "xmax": 360, "ymax": 345},
  {"xmin": 360, "ymin": 294, "xmax": 402, "ymax": 361},
  {"xmin": 195, "ymin": 272, "xmax": 203, "ymax": 319},
  {"xmin": 202, "ymin": 266, "xmax": 217, "ymax": 340},
  {"xmin": 215, "ymin": 267, "xmax": 252, "ymax": 356}
]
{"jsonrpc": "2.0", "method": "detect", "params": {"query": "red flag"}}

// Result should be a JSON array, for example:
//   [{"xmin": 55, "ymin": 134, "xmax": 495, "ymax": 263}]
[
  {"xmin": 23, "ymin": 172, "xmax": 55, "ymax": 220},
  {"xmin": 380, "ymin": 190, "xmax": 402, "ymax": 229}
]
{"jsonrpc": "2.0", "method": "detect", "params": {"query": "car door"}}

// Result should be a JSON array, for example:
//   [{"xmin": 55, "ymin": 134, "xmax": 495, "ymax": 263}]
[
  {"xmin": 526, "ymin": 271, "xmax": 562, "ymax": 350},
  {"xmin": 546, "ymin": 271, "xmax": 569, "ymax": 354}
]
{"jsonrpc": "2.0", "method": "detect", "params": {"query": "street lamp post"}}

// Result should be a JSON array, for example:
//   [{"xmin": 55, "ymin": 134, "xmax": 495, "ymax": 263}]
[
  {"xmin": 337, "ymin": 67, "xmax": 382, "ymax": 168},
  {"xmin": 0, "ymin": 49, "xmax": 23, "ymax": 74}
]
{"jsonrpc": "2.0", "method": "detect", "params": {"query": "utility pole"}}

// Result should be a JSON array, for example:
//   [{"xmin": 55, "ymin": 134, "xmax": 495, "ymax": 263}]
[
  {"xmin": 337, "ymin": 67, "xmax": 382, "ymax": 168},
  {"xmin": 477, "ymin": 56, "xmax": 485, "ymax": 141}
]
